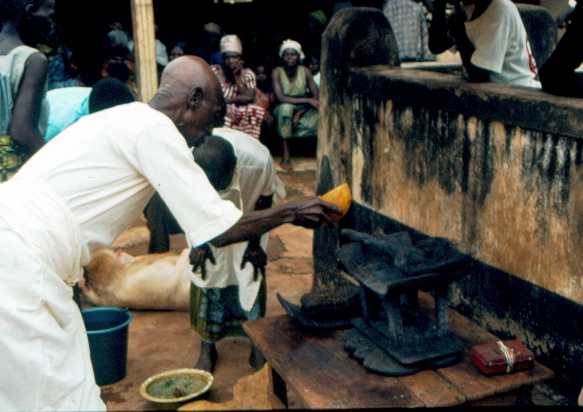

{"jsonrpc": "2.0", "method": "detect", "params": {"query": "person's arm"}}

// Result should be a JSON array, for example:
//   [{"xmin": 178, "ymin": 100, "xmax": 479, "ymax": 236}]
[
  {"xmin": 208, "ymin": 195, "xmax": 340, "ymax": 247},
  {"xmin": 447, "ymin": 10, "xmax": 490, "ymax": 83},
  {"xmin": 190, "ymin": 195, "xmax": 341, "ymax": 276},
  {"xmin": 10, "ymin": 52, "xmax": 47, "ymax": 157},
  {"xmin": 305, "ymin": 67, "xmax": 320, "ymax": 108},
  {"xmin": 428, "ymin": 0, "xmax": 455, "ymax": 55},
  {"xmin": 229, "ymin": 63, "xmax": 255, "ymax": 104},
  {"xmin": 272, "ymin": 67, "xmax": 318, "ymax": 107}
]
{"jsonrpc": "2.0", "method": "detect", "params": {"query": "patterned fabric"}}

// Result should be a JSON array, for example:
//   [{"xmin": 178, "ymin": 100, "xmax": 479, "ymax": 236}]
[
  {"xmin": 190, "ymin": 275, "xmax": 266, "ymax": 343},
  {"xmin": 0, "ymin": 135, "xmax": 26, "ymax": 182},
  {"xmin": 211, "ymin": 64, "xmax": 265, "ymax": 138},
  {"xmin": 383, "ymin": 0, "xmax": 435, "ymax": 62},
  {"xmin": 274, "ymin": 66, "xmax": 318, "ymax": 139}
]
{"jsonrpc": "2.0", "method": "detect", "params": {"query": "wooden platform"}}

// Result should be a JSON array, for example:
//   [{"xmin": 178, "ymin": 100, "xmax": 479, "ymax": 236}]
[{"xmin": 243, "ymin": 293, "xmax": 554, "ymax": 409}]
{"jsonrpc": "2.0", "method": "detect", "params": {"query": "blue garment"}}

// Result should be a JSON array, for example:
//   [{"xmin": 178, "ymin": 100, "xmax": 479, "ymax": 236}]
[
  {"xmin": 383, "ymin": 0, "xmax": 435, "ymax": 62},
  {"xmin": 45, "ymin": 87, "xmax": 91, "ymax": 141}
]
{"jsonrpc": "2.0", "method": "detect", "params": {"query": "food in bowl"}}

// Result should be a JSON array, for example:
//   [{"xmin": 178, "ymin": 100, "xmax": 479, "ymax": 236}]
[{"xmin": 140, "ymin": 368, "xmax": 213, "ymax": 403}]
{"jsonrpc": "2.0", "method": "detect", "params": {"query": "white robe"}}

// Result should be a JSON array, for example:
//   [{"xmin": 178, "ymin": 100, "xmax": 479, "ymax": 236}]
[{"xmin": 0, "ymin": 103, "xmax": 242, "ymax": 410}]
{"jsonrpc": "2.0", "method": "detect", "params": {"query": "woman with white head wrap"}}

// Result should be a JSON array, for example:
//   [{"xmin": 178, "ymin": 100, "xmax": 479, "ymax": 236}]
[
  {"xmin": 210, "ymin": 34, "xmax": 265, "ymax": 139},
  {"xmin": 272, "ymin": 39, "xmax": 320, "ymax": 170}
]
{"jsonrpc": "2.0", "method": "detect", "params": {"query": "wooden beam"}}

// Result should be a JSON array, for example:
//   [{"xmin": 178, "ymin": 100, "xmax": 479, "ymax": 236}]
[{"xmin": 130, "ymin": 0, "xmax": 157, "ymax": 102}]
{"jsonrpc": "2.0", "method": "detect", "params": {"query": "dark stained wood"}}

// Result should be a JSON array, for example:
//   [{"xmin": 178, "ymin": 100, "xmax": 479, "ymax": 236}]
[{"xmin": 243, "ymin": 316, "xmax": 424, "ymax": 409}]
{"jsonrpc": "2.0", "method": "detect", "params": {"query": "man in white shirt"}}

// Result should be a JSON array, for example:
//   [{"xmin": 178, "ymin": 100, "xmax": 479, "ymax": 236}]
[
  {"xmin": 429, "ymin": 0, "xmax": 540, "ymax": 88},
  {"xmin": 0, "ymin": 55, "xmax": 340, "ymax": 411}
]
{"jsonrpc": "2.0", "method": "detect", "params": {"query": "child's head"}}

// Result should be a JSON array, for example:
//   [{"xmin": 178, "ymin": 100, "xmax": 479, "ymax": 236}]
[
  {"xmin": 308, "ymin": 55, "xmax": 320, "ymax": 74},
  {"xmin": 256, "ymin": 65, "xmax": 268, "ymax": 83},
  {"xmin": 193, "ymin": 135, "xmax": 237, "ymax": 191}
]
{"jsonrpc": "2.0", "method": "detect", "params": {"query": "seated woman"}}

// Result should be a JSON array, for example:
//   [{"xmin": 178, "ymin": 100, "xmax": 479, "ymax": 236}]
[
  {"xmin": 272, "ymin": 39, "xmax": 319, "ymax": 170},
  {"xmin": 211, "ymin": 35, "xmax": 265, "ymax": 139}
]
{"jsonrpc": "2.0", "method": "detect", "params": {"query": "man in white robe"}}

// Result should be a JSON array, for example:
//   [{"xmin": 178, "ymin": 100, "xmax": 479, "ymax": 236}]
[{"xmin": 0, "ymin": 56, "xmax": 340, "ymax": 411}]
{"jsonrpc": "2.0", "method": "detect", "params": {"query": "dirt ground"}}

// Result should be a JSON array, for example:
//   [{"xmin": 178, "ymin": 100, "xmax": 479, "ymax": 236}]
[{"xmin": 82, "ymin": 157, "xmax": 318, "ymax": 411}]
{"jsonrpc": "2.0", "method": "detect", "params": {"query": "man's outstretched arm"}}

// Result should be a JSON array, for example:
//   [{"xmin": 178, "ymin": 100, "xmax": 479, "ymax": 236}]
[{"xmin": 209, "ymin": 196, "xmax": 341, "ymax": 247}]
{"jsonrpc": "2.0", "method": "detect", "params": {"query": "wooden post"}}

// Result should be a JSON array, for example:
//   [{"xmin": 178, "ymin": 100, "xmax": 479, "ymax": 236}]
[{"xmin": 130, "ymin": 0, "xmax": 158, "ymax": 102}]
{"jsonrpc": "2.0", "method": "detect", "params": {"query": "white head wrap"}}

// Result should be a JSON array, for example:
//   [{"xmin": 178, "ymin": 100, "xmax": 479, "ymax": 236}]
[
  {"xmin": 220, "ymin": 35, "xmax": 243, "ymax": 55},
  {"xmin": 279, "ymin": 39, "xmax": 305, "ymax": 62}
]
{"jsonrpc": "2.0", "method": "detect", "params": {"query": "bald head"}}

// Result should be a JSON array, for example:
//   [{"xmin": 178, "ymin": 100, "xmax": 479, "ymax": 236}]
[{"xmin": 150, "ymin": 56, "xmax": 227, "ymax": 147}]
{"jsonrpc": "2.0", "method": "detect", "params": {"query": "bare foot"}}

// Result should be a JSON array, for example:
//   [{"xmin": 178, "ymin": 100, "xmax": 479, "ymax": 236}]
[
  {"xmin": 195, "ymin": 341, "xmax": 218, "ymax": 373},
  {"xmin": 249, "ymin": 346, "xmax": 266, "ymax": 370}
]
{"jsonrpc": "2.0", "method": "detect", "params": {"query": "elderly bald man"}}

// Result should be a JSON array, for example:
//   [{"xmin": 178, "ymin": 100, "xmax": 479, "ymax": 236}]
[{"xmin": 0, "ymin": 55, "xmax": 341, "ymax": 411}]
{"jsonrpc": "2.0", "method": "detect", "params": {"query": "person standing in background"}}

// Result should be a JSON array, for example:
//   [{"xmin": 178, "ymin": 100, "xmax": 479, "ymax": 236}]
[
  {"xmin": 0, "ymin": 0, "xmax": 55, "ymax": 181},
  {"xmin": 194, "ymin": 22, "xmax": 224, "ymax": 66}
]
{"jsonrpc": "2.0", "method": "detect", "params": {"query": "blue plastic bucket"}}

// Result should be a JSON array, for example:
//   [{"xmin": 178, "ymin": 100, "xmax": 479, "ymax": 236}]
[{"xmin": 82, "ymin": 307, "xmax": 132, "ymax": 386}]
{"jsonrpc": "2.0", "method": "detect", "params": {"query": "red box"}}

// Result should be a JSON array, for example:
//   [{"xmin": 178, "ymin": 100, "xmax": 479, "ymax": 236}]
[{"xmin": 471, "ymin": 339, "xmax": 535, "ymax": 375}]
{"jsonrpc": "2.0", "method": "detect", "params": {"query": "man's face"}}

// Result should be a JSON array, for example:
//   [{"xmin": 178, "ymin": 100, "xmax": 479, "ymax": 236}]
[{"xmin": 178, "ymin": 85, "xmax": 226, "ymax": 147}]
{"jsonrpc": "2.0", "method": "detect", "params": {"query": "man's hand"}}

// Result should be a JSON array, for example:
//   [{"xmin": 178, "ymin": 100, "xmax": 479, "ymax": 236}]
[
  {"xmin": 233, "ymin": 59, "xmax": 245, "ymax": 76},
  {"xmin": 447, "ymin": 10, "xmax": 468, "ymax": 42},
  {"xmin": 288, "ymin": 196, "xmax": 342, "ymax": 229},
  {"xmin": 241, "ymin": 242, "xmax": 267, "ymax": 281},
  {"xmin": 189, "ymin": 243, "xmax": 216, "ymax": 280}
]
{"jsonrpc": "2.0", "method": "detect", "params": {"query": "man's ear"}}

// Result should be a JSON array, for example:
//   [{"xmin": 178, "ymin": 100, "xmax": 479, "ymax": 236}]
[{"xmin": 187, "ymin": 87, "xmax": 204, "ymax": 110}]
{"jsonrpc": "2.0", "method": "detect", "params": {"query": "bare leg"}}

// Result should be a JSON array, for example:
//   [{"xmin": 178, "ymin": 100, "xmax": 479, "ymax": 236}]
[
  {"xmin": 248, "ymin": 345, "xmax": 266, "ymax": 370},
  {"xmin": 280, "ymin": 140, "xmax": 293, "ymax": 170},
  {"xmin": 195, "ymin": 341, "xmax": 218, "ymax": 373}
]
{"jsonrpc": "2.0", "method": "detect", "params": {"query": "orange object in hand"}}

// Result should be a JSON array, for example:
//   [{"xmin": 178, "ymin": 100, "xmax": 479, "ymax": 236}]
[{"xmin": 318, "ymin": 183, "xmax": 352, "ymax": 222}]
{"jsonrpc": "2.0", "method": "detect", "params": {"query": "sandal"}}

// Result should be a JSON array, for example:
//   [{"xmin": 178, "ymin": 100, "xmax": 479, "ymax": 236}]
[{"xmin": 280, "ymin": 159, "xmax": 294, "ymax": 170}]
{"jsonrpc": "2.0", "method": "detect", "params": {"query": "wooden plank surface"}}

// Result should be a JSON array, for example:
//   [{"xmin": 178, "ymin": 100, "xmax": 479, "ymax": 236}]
[
  {"xmin": 398, "ymin": 369, "xmax": 466, "ymax": 407},
  {"xmin": 244, "ymin": 316, "xmax": 425, "ymax": 409},
  {"xmin": 245, "ymin": 292, "xmax": 554, "ymax": 409}
]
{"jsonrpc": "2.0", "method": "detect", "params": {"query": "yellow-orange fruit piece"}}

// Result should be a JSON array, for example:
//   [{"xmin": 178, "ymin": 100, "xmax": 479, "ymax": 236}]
[{"xmin": 318, "ymin": 183, "xmax": 352, "ymax": 221}]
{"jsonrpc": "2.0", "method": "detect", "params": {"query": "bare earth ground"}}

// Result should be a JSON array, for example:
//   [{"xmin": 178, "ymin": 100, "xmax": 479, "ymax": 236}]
[{"xmin": 84, "ymin": 157, "xmax": 318, "ymax": 411}]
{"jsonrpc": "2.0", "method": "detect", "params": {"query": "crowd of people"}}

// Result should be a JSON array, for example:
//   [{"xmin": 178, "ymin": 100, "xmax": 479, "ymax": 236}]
[{"xmin": 1, "ymin": 0, "xmax": 582, "ymax": 409}]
